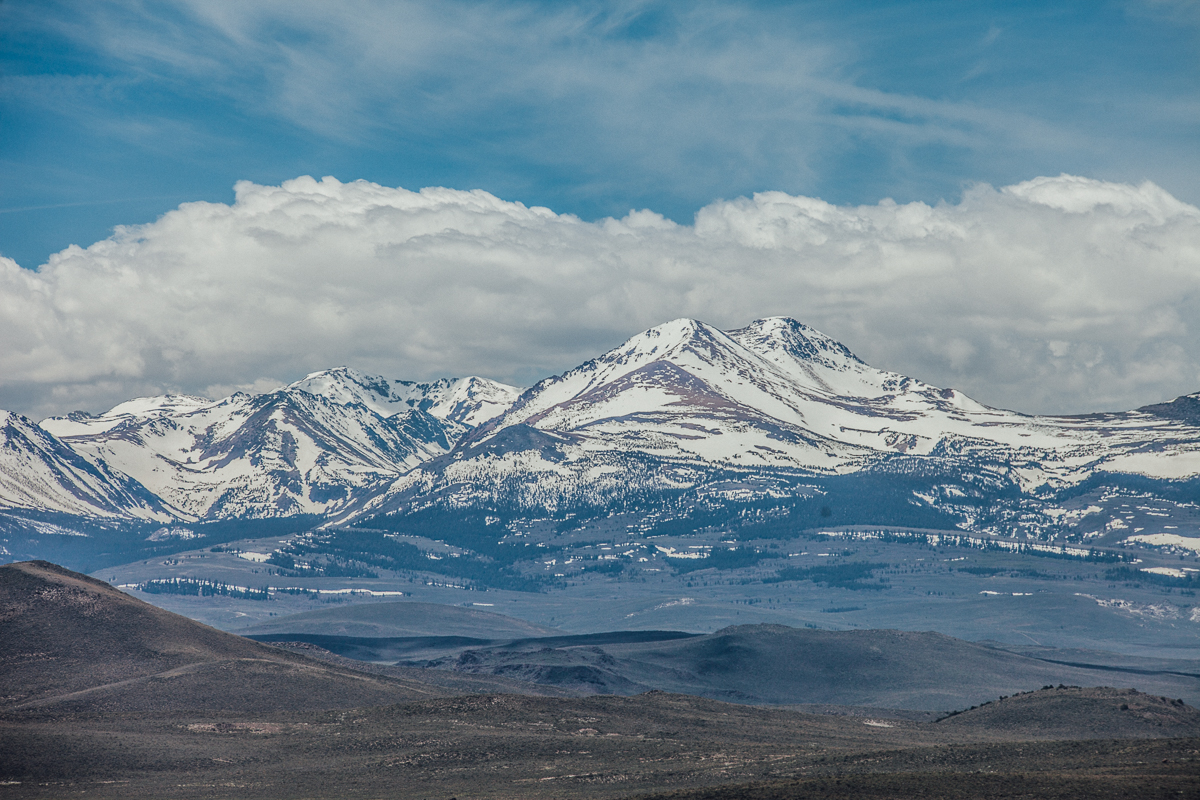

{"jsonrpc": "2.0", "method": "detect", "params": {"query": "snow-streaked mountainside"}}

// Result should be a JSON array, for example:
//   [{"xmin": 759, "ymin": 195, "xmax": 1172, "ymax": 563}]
[
  {"xmin": 5, "ymin": 317, "xmax": 1200, "ymax": 523},
  {"xmin": 53, "ymin": 391, "xmax": 457, "ymax": 521},
  {"xmin": 39, "ymin": 395, "xmax": 215, "ymax": 438},
  {"xmin": 0, "ymin": 411, "xmax": 169, "ymax": 519}
]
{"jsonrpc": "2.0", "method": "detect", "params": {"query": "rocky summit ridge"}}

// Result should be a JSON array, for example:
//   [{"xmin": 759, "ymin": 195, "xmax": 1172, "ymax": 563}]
[{"xmin": 2, "ymin": 317, "xmax": 1200, "ymax": 527}]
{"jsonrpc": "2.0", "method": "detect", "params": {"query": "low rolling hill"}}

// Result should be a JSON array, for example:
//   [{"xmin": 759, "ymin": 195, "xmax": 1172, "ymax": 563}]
[{"xmin": 417, "ymin": 624, "xmax": 1200, "ymax": 710}]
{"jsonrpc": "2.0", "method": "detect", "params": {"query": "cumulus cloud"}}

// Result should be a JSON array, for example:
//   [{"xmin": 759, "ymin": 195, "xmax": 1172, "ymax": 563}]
[{"xmin": 1, "ymin": 174, "xmax": 1198, "ymax": 419}]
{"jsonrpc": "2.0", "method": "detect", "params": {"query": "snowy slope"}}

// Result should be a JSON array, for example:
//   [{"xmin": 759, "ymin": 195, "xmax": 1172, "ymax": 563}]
[
  {"xmin": 290, "ymin": 367, "xmax": 521, "ymax": 427},
  {"xmin": 489, "ymin": 317, "xmax": 1200, "ymax": 484},
  {"xmin": 34, "ymin": 367, "xmax": 519, "ymax": 521},
  {"xmin": 490, "ymin": 318, "xmax": 876, "ymax": 471},
  {"xmin": 41, "ymin": 395, "xmax": 213, "ymax": 437},
  {"xmin": 392, "ymin": 376, "xmax": 523, "ymax": 427},
  {"xmin": 49, "ymin": 388, "xmax": 461, "ymax": 521},
  {"xmin": 464, "ymin": 318, "xmax": 1051, "ymax": 469},
  {"xmin": 728, "ymin": 318, "xmax": 1200, "ymax": 485},
  {"xmin": 0, "ymin": 411, "xmax": 167, "ymax": 519}
]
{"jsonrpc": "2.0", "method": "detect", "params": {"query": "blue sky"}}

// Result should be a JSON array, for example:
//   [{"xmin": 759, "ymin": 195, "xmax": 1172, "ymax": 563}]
[
  {"xmin": 1, "ymin": 1, "xmax": 1199, "ymax": 419},
  {"xmin": 2, "ymin": 0, "xmax": 1197, "ymax": 271}
]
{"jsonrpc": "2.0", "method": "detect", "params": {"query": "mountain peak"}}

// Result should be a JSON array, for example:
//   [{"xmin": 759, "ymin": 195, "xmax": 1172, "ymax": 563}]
[
  {"xmin": 731, "ymin": 317, "xmax": 864, "ymax": 368},
  {"xmin": 480, "ymin": 316, "xmax": 857, "ymax": 459},
  {"xmin": 455, "ymin": 315, "xmax": 1022, "ymax": 485},
  {"xmin": 289, "ymin": 366, "xmax": 397, "ymax": 416},
  {"xmin": 606, "ymin": 318, "xmax": 728, "ymax": 360},
  {"xmin": 104, "ymin": 394, "xmax": 215, "ymax": 418},
  {"xmin": 644, "ymin": 317, "xmax": 714, "ymax": 337}
]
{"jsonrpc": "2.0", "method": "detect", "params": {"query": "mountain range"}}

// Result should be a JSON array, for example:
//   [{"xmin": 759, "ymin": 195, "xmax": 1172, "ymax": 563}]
[{"xmin": 3, "ymin": 317, "xmax": 1199, "ymax": 537}]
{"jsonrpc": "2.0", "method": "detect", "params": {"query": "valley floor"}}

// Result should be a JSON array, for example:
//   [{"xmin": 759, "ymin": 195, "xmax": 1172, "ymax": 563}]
[{"xmin": 105, "ymin": 517, "xmax": 1200, "ymax": 664}]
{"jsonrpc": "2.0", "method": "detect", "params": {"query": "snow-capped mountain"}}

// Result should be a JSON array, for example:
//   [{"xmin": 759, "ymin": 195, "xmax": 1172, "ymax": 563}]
[
  {"xmin": 0, "ymin": 411, "xmax": 168, "ymax": 519},
  {"xmin": 29, "ymin": 369, "xmax": 519, "ymax": 521},
  {"xmin": 6, "ymin": 318, "xmax": 1200, "ymax": 525},
  {"xmin": 371, "ymin": 318, "xmax": 1200, "ymax": 513},
  {"xmin": 39, "ymin": 395, "xmax": 214, "ymax": 438}
]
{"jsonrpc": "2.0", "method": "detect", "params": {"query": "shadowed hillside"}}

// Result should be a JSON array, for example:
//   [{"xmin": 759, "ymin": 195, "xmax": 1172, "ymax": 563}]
[
  {"xmin": 0, "ymin": 560, "xmax": 557, "ymax": 714},
  {"xmin": 0, "ymin": 687, "xmax": 1197, "ymax": 799},
  {"xmin": 937, "ymin": 685, "xmax": 1200, "ymax": 739}
]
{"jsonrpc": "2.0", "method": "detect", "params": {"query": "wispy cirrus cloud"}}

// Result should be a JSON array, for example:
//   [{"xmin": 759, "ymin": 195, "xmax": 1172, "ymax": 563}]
[{"xmin": 14, "ymin": 0, "xmax": 1175, "ymax": 216}]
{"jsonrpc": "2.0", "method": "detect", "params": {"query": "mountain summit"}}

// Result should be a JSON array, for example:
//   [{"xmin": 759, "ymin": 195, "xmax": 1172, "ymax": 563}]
[
  {"xmin": 28, "ymin": 369, "xmax": 522, "ymax": 521},
  {"xmin": 289, "ymin": 367, "xmax": 520, "ymax": 427}
]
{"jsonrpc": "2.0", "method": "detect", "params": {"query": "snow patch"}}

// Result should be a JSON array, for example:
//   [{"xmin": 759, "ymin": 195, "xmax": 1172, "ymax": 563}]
[{"xmin": 1126, "ymin": 533, "xmax": 1200, "ymax": 554}]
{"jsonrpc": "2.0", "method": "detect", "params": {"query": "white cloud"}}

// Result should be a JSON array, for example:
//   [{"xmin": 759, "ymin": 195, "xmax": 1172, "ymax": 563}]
[{"xmin": 1, "ymin": 174, "xmax": 1198, "ymax": 419}]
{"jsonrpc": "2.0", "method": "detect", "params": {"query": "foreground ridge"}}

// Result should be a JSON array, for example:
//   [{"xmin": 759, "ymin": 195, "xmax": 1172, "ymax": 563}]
[{"xmin": 0, "ymin": 561, "xmax": 1198, "ymax": 800}]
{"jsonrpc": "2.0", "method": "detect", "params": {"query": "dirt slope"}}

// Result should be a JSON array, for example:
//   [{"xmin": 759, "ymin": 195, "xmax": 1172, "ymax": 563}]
[{"xmin": 1, "ymin": 561, "xmax": 503, "ymax": 713}]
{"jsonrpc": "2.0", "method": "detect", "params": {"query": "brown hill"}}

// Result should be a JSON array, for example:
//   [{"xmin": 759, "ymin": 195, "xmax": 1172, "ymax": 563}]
[
  {"xmin": 938, "ymin": 684, "xmax": 1200, "ymax": 739},
  {"xmin": 2, "ymin": 563, "xmax": 1198, "ymax": 800},
  {"xmin": 1, "ymin": 688, "xmax": 1197, "ymax": 799},
  {"xmin": 0, "ymin": 560, "xmax": 532, "ymax": 714}
]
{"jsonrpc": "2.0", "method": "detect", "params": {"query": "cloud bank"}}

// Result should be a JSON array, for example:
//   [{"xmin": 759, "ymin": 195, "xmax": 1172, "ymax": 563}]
[{"xmin": 2, "ymin": 174, "xmax": 1197, "ymax": 419}]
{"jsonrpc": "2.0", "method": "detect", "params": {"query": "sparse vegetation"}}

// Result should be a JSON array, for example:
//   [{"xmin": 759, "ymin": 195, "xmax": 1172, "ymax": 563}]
[
  {"xmin": 284, "ymin": 524, "xmax": 548, "ymax": 591},
  {"xmin": 136, "ymin": 577, "xmax": 270, "ymax": 600},
  {"xmin": 764, "ymin": 561, "xmax": 890, "ymax": 590},
  {"xmin": 1106, "ymin": 566, "xmax": 1199, "ymax": 587},
  {"xmin": 671, "ymin": 547, "xmax": 778, "ymax": 574}
]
